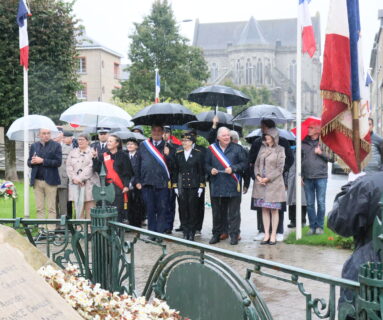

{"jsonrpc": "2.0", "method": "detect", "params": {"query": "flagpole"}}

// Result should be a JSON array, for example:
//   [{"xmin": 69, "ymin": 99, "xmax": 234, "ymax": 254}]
[
  {"xmin": 296, "ymin": 5, "xmax": 303, "ymax": 240},
  {"xmin": 23, "ymin": 66, "xmax": 29, "ymax": 217},
  {"xmin": 352, "ymin": 101, "xmax": 361, "ymax": 172}
]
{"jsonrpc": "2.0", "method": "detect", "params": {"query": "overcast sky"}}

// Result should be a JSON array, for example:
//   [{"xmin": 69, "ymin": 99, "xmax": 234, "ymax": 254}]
[{"xmin": 72, "ymin": 0, "xmax": 381, "ymax": 68}]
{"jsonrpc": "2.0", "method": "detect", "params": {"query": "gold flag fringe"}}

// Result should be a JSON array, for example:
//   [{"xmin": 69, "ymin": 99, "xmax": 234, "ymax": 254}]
[{"xmin": 321, "ymin": 90, "xmax": 351, "ymax": 108}]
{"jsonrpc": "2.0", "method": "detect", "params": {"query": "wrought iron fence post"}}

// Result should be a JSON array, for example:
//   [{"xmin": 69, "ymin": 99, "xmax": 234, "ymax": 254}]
[{"xmin": 90, "ymin": 206, "xmax": 118, "ymax": 291}]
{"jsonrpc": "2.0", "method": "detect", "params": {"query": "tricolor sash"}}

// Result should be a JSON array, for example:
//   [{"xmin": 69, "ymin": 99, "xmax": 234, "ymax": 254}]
[
  {"xmin": 143, "ymin": 139, "xmax": 170, "ymax": 180},
  {"xmin": 208, "ymin": 143, "xmax": 241, "ymax": 192}
]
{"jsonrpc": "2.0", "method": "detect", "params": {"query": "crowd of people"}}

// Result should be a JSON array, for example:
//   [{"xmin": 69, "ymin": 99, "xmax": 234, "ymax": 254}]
[{"xmin": 27, "ymin": 117, "xmax": 335, "ymax": 245}]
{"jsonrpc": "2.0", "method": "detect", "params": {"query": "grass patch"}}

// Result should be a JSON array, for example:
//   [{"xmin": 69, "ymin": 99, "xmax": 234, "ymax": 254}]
[
  {"xmin": 285, "ymin": 223, "xmax": 354, "ymax": 250},
  {"xmin": 0, "ymin": 182, "xmax": 36, "ymax": 219}
]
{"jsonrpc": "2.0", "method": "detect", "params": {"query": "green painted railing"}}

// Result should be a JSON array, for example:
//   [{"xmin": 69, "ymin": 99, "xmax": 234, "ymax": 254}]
[{"xmin": 0, "ymin": 217, "xmax": 364, "ymax": 319}]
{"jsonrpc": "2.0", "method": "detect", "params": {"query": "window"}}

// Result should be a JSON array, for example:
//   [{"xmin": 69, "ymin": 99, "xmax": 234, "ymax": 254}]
[
  {"xmin": 256, "ymin": 59, "xmax": 263, "ymax": 84},
  {"xmin": 247, "ymin": 60, "xmax": 253, "ymax": 84},
  {"xmin": 114, "ymin": 63, "xmax": 120, "ymax": 79},
  {"xmin": 76, "ymin": 83, "xmax": 87, "ymax": 100},
  {"xmin": 211, "ymin": 63, "xmax": 218, "ymax": 82},
  {"xmin": 77, "ymin": 57, "xmax": 86, "ymax": 73},
  {"xmin": 265, "ymin": 58, "xmax": 272, "ymax": 85},
  {"xmin": 289, "ymin": 60, "xmax": 297, "ymax": 84}
]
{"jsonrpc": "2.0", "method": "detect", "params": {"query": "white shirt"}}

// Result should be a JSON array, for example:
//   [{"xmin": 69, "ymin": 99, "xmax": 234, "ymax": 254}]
[
  {"xmin": 129, "ymin": 151, "xmax": 136, "ymax": 159},
  {"xmin": 184, "ymin": 148, "xmax": 192, "ymax": 161}
]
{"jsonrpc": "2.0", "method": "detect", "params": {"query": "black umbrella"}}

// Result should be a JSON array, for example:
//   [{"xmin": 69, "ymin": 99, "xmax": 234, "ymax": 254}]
[
  {"xmin": 245, "ymin": 128, "xmax": 296, "ymax": 144},
  {"xmin": 187, "ymin": 111, "xmax": 243, "ymax": 134},
  {"xmin": 188, "ymin": 85, "xmax": 250, "ymax": 108},
  {"xmin": 131, "ymin": 103, "xmax": 197, "ymax": 126},
  {"xmin": 232, "ymin": 104, "xmax": 295, "ymax": 126}
]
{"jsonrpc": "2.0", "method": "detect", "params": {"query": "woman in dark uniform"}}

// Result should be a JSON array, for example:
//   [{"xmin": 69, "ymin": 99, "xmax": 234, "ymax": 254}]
[
  {"xmin": 125, "ymin": 137, "xmax": 145, "ymax": 227},
  {"xmin": 92, "ymin": 134, "xmax": 133, "ymax": 222},
  {"xmin": 172, "ymin": 133, "xmax": 205, "ymax": 241}
]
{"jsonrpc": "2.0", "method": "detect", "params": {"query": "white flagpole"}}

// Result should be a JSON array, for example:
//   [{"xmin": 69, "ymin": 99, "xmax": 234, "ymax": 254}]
[
  {"xmin": 23, "ymin": 66, "xmax": 29, "ymax": 218},
  {"xmin": 296, "ymin": 6, "xmax": 302, "ymax": 240}
]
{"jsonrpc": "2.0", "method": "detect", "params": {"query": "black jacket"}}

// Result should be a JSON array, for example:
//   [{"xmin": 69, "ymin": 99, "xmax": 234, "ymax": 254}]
[
  {"xmin": 91, "ymin": 141, "xmax": 108, "ymax": 160},
  {"xmin": 328, "ymin": 172, "xmax": 383, "ymax": 304},
  {"xmin": 136, "ymin": 139, "xmax": 174, "ymax": 188},
  {"xmin": 93, "ymin": 150, "xmax": 133, "ymax": 188},
  {"xmin": 249, "ymin": 135, "xmax": 293, "ymax": 175},
  {"xmin": 28, "ymin": 140, "xmax": 62, "ymax": 186},
  {"xmin": 205, "ymin": 142, "xmax": 247, "ymax": 197},
  {"xmin": 172, "ymin": 148, "xmax": 205, "ymax": 189},
  {"xmin": 301, "ymin": 136, "xmax": 331, "ymax": 179},
  {"xmin": 125, "ymin": 151, "xmax": 140, "ymax": 187}
]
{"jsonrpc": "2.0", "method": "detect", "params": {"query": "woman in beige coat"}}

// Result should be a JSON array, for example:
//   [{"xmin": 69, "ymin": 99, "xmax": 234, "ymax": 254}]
[
  {"xmin": 252, "ymin": 128, "xmax": 286, "ymax": 245},
  {"xmin": 66, "ymin": 133, "xmax": 99, "ymax": 219}
]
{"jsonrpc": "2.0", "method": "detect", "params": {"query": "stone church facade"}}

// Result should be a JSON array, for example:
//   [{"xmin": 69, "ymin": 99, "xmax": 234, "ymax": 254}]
[{"xmin": 192, "ymin": 15, "xmax": 322, "ymax": 117}]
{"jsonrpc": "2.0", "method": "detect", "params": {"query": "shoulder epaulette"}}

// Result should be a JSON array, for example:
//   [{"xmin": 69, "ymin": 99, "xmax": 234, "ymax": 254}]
[{"xmin": 176, "ymin": 149, "xmax": 184, "ymax": 153}]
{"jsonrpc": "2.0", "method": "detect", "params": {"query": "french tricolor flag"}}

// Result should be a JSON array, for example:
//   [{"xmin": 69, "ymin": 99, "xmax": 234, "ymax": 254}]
[
  {"xmin": 17, "ymin": 0, "xmax": 31, "ymax": 69},
  {"xmin": 299, "ymin": 0, "xmax": 316, "ymax": 57},
  {"xmin": 155, "ymin": 69, "xmax": 160, "ymax": 103}
]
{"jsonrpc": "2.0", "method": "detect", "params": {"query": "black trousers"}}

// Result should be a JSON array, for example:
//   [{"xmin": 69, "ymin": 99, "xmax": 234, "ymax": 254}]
[
  {"xmin": 288, "ymin": 205, "xmax": 307, "ymax": 224},
  {"xmin": 211, "ymin": 196, "xmax": 241, "ymax": 238},
  {"xmin": 127, "ymin": 189, "xmax": 144, "ymax": 227},
  {"xmin": 179, "ymin": 188, "xmax": 200, "ymax": 234},
  {"xmin": 196, "ymin": 188, "xmax": 205, "ymax": 231},
  {"xmin": 112, "ymin": 185, "xmax": 126, "ymax": 223}
]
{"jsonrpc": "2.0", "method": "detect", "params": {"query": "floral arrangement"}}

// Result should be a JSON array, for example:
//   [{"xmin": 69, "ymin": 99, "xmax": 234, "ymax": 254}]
[
  {"xmin": 38, "ymin": 264, "xmax": 184, "ymax": 320},
  {"xmin": 0, "ymin": 180, "xmax": 17, "ymax": 199}
]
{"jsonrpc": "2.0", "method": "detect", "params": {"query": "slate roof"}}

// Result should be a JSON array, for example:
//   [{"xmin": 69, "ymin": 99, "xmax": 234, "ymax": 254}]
[
  {"xmin": 193, "ymin": 15, "xmax": 321, "ymax": 51},
  {"xmin": 76, "ymin": 34, "xmax": 123, "ymax": 58}
]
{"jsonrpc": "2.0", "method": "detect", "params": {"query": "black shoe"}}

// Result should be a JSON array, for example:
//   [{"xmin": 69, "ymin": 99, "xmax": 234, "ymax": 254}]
[
  {"xmin": 269, "ymin": 241, "xmax": 277, "ymax": 245},
  {"xmin": 189, "ymin": 233, "xmax": 195, "ymax": 241},
  {"xmin": 209, "ymin": 235, "xmax": 220, "ymax": 244},
  {"xmin": 260, "ymin": 237, "xmax": 270, "ymax": 245},
  {"xmin": 183, "ymin": 233, "xmax": 188, "ymax": 240},
  {"xmin": 230, "ymin": 237, "xmax": 238, "ymax": 245},
  {"xmin": 175, "ymin": 227, "xmax": 184, "ymax": 232},
  {"xmin": 164, "ymin": 229, "xmax": 172, "ymax": 235},
  {"xmin": 287, "ymin": 223, "xmax": 296, "ymax": 228}
]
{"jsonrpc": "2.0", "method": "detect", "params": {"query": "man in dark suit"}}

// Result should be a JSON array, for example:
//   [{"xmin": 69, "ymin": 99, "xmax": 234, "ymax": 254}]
[
  {"xmin": 91, "ymin": 127, "xmax": 110, "ymax": 156},
  {"xmin": 136, "ymin": 125, "xmax": 174, "ymax": 234},
  {"xmin": 172, "ymin": 132, "xmax": 205, "ymax": 240},
  {"xmin": 27, "ymin": 128, "xmax": 62, "ymax": 230}
]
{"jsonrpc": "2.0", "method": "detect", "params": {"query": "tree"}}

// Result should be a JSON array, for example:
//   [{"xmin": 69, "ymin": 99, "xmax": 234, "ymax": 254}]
[
  {"xmin": 113, "ymin": 0, "xmax": 209, "ymax": 104},
  {"xmin": 0, "ymin": 0, "xmax": 80, "ymax": 180}
]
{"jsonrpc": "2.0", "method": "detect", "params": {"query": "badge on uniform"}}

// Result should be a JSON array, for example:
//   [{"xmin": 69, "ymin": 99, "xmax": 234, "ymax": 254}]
[{"xmin": 104, "ymin": 155, "xmax": 111, "ymax": 161}]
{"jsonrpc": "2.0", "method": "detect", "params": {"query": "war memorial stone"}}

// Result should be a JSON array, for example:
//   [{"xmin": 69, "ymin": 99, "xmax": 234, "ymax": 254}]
[{"xmin": 0, "ymin": 226, "xmax": 82, "ymax": 320}]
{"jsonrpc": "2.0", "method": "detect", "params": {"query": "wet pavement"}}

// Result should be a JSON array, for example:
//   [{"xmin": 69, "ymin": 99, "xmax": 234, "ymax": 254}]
[{"xmin": 130, "ymin": 171, "xmax": 351, "ymax": 319}]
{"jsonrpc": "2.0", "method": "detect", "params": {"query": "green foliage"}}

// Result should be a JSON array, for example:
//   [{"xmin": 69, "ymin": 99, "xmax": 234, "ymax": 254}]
[
  {"xmin": 0, "ymin": 0, "xmax": 80, "ymax": 128},
  {"xmin": 285, "ymin": 221, "xmax": 354, "ymax": 250},
  {"xmin": 0, "ymin": 182, "xmax": 36, "ymax": 219},
  {"xmin": 113, "ymin": 0, "xmax": 209, "ymax": 103}
]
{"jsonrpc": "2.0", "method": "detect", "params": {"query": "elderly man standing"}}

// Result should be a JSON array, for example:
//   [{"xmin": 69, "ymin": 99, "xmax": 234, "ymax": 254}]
[
  {"xmin": 28, "ymin": 128, "xmax": 62, "ymax": 230},
  {"xmin": 205, "ymin": 127, "xmax": 247, "ymax": 245}
]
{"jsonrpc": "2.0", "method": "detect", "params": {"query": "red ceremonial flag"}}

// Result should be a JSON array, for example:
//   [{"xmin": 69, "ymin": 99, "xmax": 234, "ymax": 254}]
[{"xmin": 320, "ymin": 0, "xmax": 370, "ymax": 173}]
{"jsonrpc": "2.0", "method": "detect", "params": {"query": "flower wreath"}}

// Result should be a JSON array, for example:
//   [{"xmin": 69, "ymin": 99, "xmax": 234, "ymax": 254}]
[{"xmin": 0, "ymin": 180, "xmax": 17, "ymax": 199}]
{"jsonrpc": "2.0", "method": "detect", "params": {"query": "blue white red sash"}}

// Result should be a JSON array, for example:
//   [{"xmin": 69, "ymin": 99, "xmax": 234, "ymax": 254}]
[
  {"xmin": 143, "ymin": 139, "xmax": 170, "ymax": 179},
  {"xmin": 208, "ymin": 143, "xmax": 241, "ymax": 191}
]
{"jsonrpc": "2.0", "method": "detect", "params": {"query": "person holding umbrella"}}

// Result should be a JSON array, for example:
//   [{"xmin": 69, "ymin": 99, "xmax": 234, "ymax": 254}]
[
  {"xmin": 136, "ymin": 125, "xmax": 174, "ymax": 235},
  {"xmin": 172, "ymin": 132, "xmax": 205, "ymax": 241},
  {"xmin": 205, "ymin": 127, "xmax": 247, "ymax": 245},
  {"xmin": 92, "ymin": 134, "xmax": 133, "ymax": 222},
  {"xmin": 66, "ymin": 133, "xmax": 99, "ymax": 219}
]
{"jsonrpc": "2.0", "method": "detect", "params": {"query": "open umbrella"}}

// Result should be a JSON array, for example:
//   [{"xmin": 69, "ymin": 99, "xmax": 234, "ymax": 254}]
[
  {"xmin": 113, "ymin": 130, "xmax": 146, "ymax": 142},
  {"xmin": 232, "ymin": 104, "xmax": 295, "ymax": 126},
  {"xmin": 291, "ymin": 116, "xmax": 321, "ymax": 140},
  {"xmin": 188, "ymin": 85, "xmax": 250, "ymax": 108},
  {"xmin": 131, "ymin": 103, "xmax": 196, "ymax": 126},
  {"xmin": 6, "ymin": 115, "xmax": 59, "ymax": 141},
  {"xmin": 187, "ymin": 111, "xmax": 242, "ymax": 134},
  {"xmin": 60, "ymin": 101, "xmax": 133, "ymax": 128},
  {"xmin": 245, "ymin": 128, "xmax": 296, "ymax": 144}
]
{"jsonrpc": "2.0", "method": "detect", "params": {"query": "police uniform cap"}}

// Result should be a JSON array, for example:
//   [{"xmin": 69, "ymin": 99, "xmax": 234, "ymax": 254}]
[
  {"xmin": 181, "ymin": 133, "xmax": 196, "ymax": 143},
  {"xmin": 97, "ymin": 127, "xmax": 111, "ymax": 133},
  {"xmin": 63, "ymin": 131, "xmax": 73, "ymax": 137}
]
